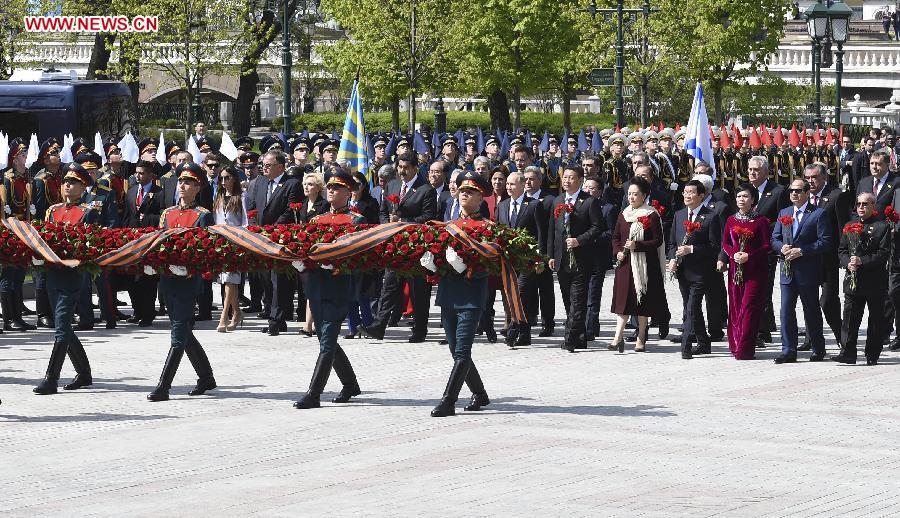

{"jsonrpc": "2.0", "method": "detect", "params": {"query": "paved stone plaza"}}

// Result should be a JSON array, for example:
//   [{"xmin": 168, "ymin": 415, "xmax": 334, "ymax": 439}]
[{"xmin": 2, "ymin": 272, "xmax": 899, "ymax": 517}]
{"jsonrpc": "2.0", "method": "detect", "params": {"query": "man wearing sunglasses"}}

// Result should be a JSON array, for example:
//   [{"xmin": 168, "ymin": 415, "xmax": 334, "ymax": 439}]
[{"xmin": 771, "ymin": 179, "xmax": 834, "ymax": 364}]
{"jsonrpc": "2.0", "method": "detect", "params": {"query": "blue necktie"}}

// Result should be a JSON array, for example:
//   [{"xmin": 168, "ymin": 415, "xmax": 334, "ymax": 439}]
[
  {"xmin": 792, "ymin": 208, "xmax": 800, "ymax": 237},
  {"xmin": 451, "ymin": 200, "xmax": 460, "ymax": 220}
]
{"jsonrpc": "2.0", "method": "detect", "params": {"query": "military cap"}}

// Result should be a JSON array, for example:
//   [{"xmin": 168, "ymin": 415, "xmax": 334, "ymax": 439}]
[
  {"xmin": 485, "ymin": 135, "xmax": 501, "ymax": 148},
  {"xmin": 8, "ymin": 137, "xmax": 27, "ymax": 164},
  {"xmin": 608, "ymin": 133, "xmax": 626, "ymax": 146},
  {"xmin": 38, "ymin": 138, "xmax": 61, "ymax": 162},
  {"xmin": 674, "ymin": 129, "xmax": 686, "ymax": 140},
  {"xmin": 137, "ymin": 137, "xmax": 158, "ymax": 156},
  {"xmin": 176, "ymin": 162, "xmax": 206, "ymax": 185},
  {"xmin": 238, "ymin": 151, "xmax": 260, "ymax": 168},
  {"xmin": 395, "ymin": 135, "xmax": 412, "ymax": 149},
  {"xmin": 165, "ymin": 140, "xmax": 182, "ymax": 158},
  {"xmin": 566, "ymin": 135, "xmax": 577, "ymax": 144},
  {"xmin": 464, "ymin": 133, "xmax": 477, "ymax": 146},
  {"xmin": 322, "ymin": 138, "xmax": 340, "ymax": 152},
  {"xmin": 600, "ymin": 129, "xmax": 613, "ymax": 137},
  {"xmin": 441, "ymin": 134, "xmax": 459, "ymax": 148},
  {"xmin": 621, "ymin": 126, "xmax": 633, "ymax": 135},
  {"xmin": 548, "ymin": 133, "xmax": 560, "ymax": 145},
  {"xmin": 70, "ymin": 138, "xmax": 89, "ymax": 157},
  {"xmin": 63, "ymin": 162, "xmax": 93, "ymax": 186},
  {"xmin": 260, "ymin": 134, "xmax": 285, "ymax": 153},
  {"xmin": 712, "ymin": 126, "xmax": 722, "ymax": 137},
  {"xmin": 196, "ymin": 136, "xmax": 216, "ymax": 152},
  {"xmin": 74, "ymin": 151, "xmax": 103, "ymax": 170},
  {"xmin": 644, "ymin": 130, "xmax": 659, "ymax": 141},
  {"xmin": 659, "ymin": 129, "xmax": 675, "ymax": 141},
  {"xmin": 234, "ymin": 136, "xmax": 254, "ymax": 151},
  {"xmin": 456, "ymin": 170, "xmax": 491, "ymax": 195},
  {"xmin": 292, "ymin": 137, "xmax": 311, "ymax": 152},
  {"xmin": 325, "ymin": 169, "xmax": 358, "ymax": 190},
  {"xmin": 372, "ymin": 134, "xmax": 389, "ymax": 148},
  {"xmin": 103, "ymin": 138, "xmax": 121, "ymax": 157},
  {"xmin": 628, "ymin": 132, "xmax": 645, "ymax": 144},
  {"xmin": 740, "ymin": 129, "xmax": 749, "ymax": 138}
]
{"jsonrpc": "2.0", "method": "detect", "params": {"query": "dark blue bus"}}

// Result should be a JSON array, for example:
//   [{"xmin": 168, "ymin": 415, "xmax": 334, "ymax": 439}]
[{"xmin": 0, "ymin": 80, "xmax": 134, "ymax": 141}]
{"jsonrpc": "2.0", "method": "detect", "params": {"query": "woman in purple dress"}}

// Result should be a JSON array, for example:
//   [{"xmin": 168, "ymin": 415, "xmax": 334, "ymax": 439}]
[{"xmin": 719, "ymin": 184, "xmax": 771, "ymax": 360}]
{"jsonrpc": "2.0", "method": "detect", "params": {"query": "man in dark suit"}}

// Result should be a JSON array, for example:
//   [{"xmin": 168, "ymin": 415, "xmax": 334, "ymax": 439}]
[
  {"xmin": 771, "ymin": 178, "xmax": 834, "ymax": 363},
  {"xmin": 838, "ymin": 135, "xmax": 856, "ymax": 188},
  {"xmin": 798, "ymin": 162, "xmax": 851, "ymax": 351},
  {"xmin": 849, "ymin": 138, "xmax": 874, "ymax": 195},
  {"xmin": 523, "ymin": 166, "xmax": 557, "ymax": 336},
  {"xmin": 583, "ymin": 177, "xmax": 619, "ymax": 342},
  {"xmin": 666, "ymin": 180, "xmax": 722, "ymax": 360},
  {"xmin": 122, "ymin": 160, "xmax": 164, "ymax": 326},
  {"xmin": 546, "ymin": 164, "xmax": 604, "ymax": 352},
  {"xmin": 428, "ymin": 159, "xmax": 452, "ymax": 216},
  {"xmin": 856, "ymin": 150, "xmax": 896, "ymax": 217},
  {"xmin": 497, "ymin": 170, "xmax": 545, "ymax": 347},
  {"xmin": 692, "ymin": 172, "xmax": 732, "ymax": 342},
  {"xmin": 832, "ymin": 193, "xmax": 891, "ymax": 365},
  {"xmin": 254, "ymin": 150, "xmax": 302, "ymax": 335},
  {"xmin": 747, "ymin": 155, "xmax": 790, "ymax": 344},
  {"xmin": 362, "ymin": 152, "xmax": 438, "ymax": 342}
]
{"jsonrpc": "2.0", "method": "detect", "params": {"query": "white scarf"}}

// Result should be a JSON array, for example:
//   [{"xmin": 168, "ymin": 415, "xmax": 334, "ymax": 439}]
[{"xmin": 621, "ymin": 203, "xmax": 666, "ymax": 304}]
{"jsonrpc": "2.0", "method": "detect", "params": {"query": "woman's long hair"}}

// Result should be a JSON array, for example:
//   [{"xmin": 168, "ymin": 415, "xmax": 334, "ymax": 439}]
[{"xmin": 214, "ymin": 165, "xmax": 244, "ymax": 216}]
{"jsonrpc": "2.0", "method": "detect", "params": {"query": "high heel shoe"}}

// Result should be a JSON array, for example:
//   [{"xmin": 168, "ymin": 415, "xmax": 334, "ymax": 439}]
[
  {"xmin": 635, "ymin": 341, "xmax": 646, "ymax": 352},
  {"xmin": 226, "ymin": 311, "xmax": 243, "ymax": 331},
  {"xmin": 217, "ymin": 325, "xmax": 228, "ymax": 333},
  {"xmin": 607, "ymin": 339, "xmax": 623, "ymax": 351}
]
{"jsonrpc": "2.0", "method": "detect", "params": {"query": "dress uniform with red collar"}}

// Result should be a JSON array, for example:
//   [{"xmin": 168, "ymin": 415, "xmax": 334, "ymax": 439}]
[
  {"xmin": 32, "ymin": 138, "xmax": 65, "ymax": 329},
  {"xmin": 148, "ymin": 162, "xmax": 217, "ymax": 402},
  {"xmin": 1, "ymin": 137, "xmax": 37, "ymax": 332},
  {"xmin": 431, "ymin": 171, "xmax": 491, "ymax": 417},
  {"xmin": 33, "ymin": 163, "xmax": 99, "ymax": 395},
  {"xmin": 293, "ymin": 170, "xmax": 365, "ymax": 410}
]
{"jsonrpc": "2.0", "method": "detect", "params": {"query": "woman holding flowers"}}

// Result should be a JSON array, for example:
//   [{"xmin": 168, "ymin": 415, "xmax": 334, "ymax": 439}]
[
  {"xmin": 610, "ymin": 176, "xmax": 667, "ymax": 352},
  {"xmin": 719, "ymin": 184, "xmax": 771, "ymax": 360}
]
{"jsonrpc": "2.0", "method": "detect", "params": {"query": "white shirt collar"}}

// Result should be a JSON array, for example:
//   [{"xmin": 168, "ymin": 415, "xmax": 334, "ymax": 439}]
[
  {"xmin": 269, "ymin": 172, "xmax": 285, "ymax": 185},
  {"xmin": 529, "ymin": 189, "xmax": 541, "ymax": 199},
  {"xmin": 756, "ymin": 179, "xmax": 768, "ymax": 193},
  {"xmin": 794, "ymin": 201, "xmax": 809, "ymax": 214},
  {"xmin": 511, "ymin": 193, "xmax": 526, "ymax": 206},
  {"xmin": 564, "ymin": 189, "xmax": 581, "ymax": 204},
  {"xmin": 402, "ymin": 177, "xmax": 417, "ymax": 192},
  {"xmin": 702, "ymin": 194, "xmax": 713, "ymax": 207}
]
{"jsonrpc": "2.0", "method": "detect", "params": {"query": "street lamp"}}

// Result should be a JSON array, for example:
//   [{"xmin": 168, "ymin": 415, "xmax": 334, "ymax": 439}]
[
  {"xmin": 805, "ymin": 0, "xmax": 829, "ymax": 125},
  {"xmin": 829, "ymin": 1, "xmax": 853, "ymax": 126}
]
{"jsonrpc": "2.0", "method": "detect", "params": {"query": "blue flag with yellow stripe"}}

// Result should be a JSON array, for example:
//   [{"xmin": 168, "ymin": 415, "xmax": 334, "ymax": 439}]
[{"xmin": 337, "ymin": 80, "xmax": 369, "ymax": 179}]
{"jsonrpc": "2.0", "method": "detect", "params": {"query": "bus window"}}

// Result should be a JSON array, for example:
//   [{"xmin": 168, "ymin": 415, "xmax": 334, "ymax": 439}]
[{"xmin": 77, "ymin": 94, "xmax": 134, "ymax": 138}]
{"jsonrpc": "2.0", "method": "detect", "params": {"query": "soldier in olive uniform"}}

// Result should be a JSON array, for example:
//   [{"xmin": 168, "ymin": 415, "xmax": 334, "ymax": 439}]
[
  {"xmin": 147, "ymin": 163, "xmax": 217, "ymax": 402},
  {"xmin": 431, "ymin": 171, "xmax": 493, "ymax": 417},
  {"xmin": 293, "ymin": 169, "xmax": 366, "ymax": 409},
  {"xmin": 1, "ymin": 137, "xmax": 36, "ymax": 332},
  {"xmin": 33, "ymin": 163, "xmax": 99, "ymax": 395}
]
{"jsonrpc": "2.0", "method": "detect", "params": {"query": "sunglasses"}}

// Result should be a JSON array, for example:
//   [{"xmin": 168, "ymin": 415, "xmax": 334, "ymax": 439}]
[
  {"xmin": 787, "ymin": 188, "xmax": 807, "ymax": 194},
  {"xmin": 206, "ymin": 163, "xmax": 220, "ymax": 168},
  {"xmin": 855, "ymin": 202, "xmax": 872, "ymax": 207}
]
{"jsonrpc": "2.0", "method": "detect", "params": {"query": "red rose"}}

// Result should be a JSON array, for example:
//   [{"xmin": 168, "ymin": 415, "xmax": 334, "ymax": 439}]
[
  {"xmin": 423, "ymin": 232, "xmax": 435, "ymax": 243},
  {"xmin": 778, "ymin": 215, "xmax": 794, "ymax": 226},
  {"xmin": 386, "ymin": 194, "xmax": 400, "ymax": 204},
  {"xmin": 201, "ymin": 272, "xmax": 214, "ymax": 281}
]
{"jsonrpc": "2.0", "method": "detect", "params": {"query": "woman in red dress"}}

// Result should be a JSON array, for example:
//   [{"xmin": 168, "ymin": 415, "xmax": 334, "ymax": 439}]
[
  {"xmin": 610, "ymin": 177, "xmax": 668, "ymax": 352},
  {"xmin": 720, "ymin": 184, "xmax": 771, "ymax": 360}
]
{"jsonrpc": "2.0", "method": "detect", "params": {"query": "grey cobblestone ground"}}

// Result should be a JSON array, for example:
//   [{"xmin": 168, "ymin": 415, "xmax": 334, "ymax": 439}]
[{"xmin": 2, "ymin": 272, "xmax": 897, "ymax": 517}]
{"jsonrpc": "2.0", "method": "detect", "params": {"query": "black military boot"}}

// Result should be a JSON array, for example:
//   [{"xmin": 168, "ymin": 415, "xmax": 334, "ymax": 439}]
[
  {"xmin": 462, "ymin": 361, "xmax": 490, "ymax": 411},
  {"xmin": 63, "ymin": 338, "xmax": 93, "ymax": 390},
  {"xmin": 331, "ymin": 347, "xmax": 361, "ymax": 403},
  {"xmin": 293, "ymin": 352, "xmax": 334, "ymax": 409},
  {"xmin": 34, "ymin": 340, "xmax": 69, "ymax": 395},
  {"xmin": 185, "ymin": 339, "xmax": 216, "ymax": 396},
  {"xmin": 147, "ymin": 347, "xmax": 185, "ymax": 402},
  {"xmin": 2, "ymin": 292, "xmax": 24, "ymax": 332},
  {"xmin": 431, "ymin": 359, "xmax": 471, "ymax": 417},
  {"xmin": 12, "ymin": 291, "xmax": 36, "ymax": 330}
]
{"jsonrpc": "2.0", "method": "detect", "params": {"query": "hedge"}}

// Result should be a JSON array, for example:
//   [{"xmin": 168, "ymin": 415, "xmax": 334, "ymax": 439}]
[{"xmin": 272, "ymin": 110, "xmax": 616, "ymax": 135}]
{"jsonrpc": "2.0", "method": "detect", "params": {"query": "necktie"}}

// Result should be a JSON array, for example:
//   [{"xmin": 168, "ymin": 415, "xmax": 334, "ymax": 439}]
[
  {"xmin": 136, "ymin": 187, "xmax": 143, "ymax": 207},
  {"xmin": 266, "ymin": 179, "xmax": 274, "ymax": 204},
  {"xmin": 792, "ymin": 208, "xmax": 800, "ymax": 237},
  {"xmin": 565, "ymin": 197, "xmax": 573, "ymax": 224},
  {"xmin": 874, "ymin": 178, "xmax": 881, "ymax": 197},
  {"xmin": 451, "ymin": 200, "xmax": 460, "ymax": 220},
  {"xmin": 811, "ymin": 194, "xmax": 818, "ymax": 207},
  {"xmin": 510, "ymin": 200, "xmax": 519, "ymax": 226},
  {"xmin": 688, "ymin": 209, "xmax": 694, "ymax": 222},
  {"xmin": 400, "ymin": 183, "xmax": 408, "ymax": 203}
]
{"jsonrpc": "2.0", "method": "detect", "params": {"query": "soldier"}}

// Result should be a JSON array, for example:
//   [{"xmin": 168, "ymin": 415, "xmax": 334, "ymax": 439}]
[
  {"xmin": 484, "ymin": 135, "xmax": 502, "ymax": 167},
  {"xmin": 462, "ymin": 134, "xmax": 478, "ymax": 171},
  {"xmin": 147, "ymin": 162, "xmax": 217, "ymax": 402},
  {"xmin": 431, "ymin": 171, "xmax": 493, "ymax": 417},
  {"xmin": 234, "ymin": 136, "xmax": 254, "ymax": 154},
  {"xmin": 33, "ymin": 163, "xmax": 99, "ymax": 395},
  {"xmin": 440, "ymin": 134, "xmax": 461, "ymax": 168},
  {"xmin": 293, "ymin": 169, "xmax": 365, "ymax": 409},
  {"xmin": 540, "ymin": 134, "xmax": 563, "ymax": 195},
  {"xmin": 291, "ymin": 137, "xmax": 312, "ymax": 169},
  {"xmin": 160, "ymin": 141, "xmax": 183, "ymax": 179},
  {"xmin": 137, "ymin": 137, "xmax": 159, "ymax": 164},
  {"xmin": 32, "ymin": 138, "xmax": 65, "ymax": 329},
  {"xmin": 370, "ymin": 134, "xmax": 389, "ymax": 172},
  {"xmin": 1, "ymin": 137, "xmax": 36, "ymax": 332},
  {"xmin": 656, "ymin": 129, "xmax": 679, "ymax": 189},
  {"xmin": 676, "ymin": 129, "xmax": 695, "ymax": 185},
  {"xmin": 316, "ymin": 139, "xmax": 339, "ymax": 175},
  {"xmin": 98, "ymin": 140, "xmax": 130, "ymax": 221}
]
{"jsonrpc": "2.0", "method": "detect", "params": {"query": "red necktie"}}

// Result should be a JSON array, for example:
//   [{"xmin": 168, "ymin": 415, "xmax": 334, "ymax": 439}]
[
  {"xmin": 136, "ymin": 188, "xmax": 143, "ymax": 207},
  {"xmin": 400, "ymin": 183, "xmax": 408, "ymax": 203}
]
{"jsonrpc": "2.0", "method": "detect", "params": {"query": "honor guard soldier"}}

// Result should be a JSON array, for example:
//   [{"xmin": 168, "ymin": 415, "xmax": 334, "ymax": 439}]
[
  {"xmin": 484, "ymin": 134, "xmax": 502, "ymax": 168},
  {"xmin": 656, "ymin": 129, "xmax": 678, "ymax": 189},
  {"xmin": 293, "ymin": 169, "xmax": 365, "ymax": 409},
  {"xmin": 370, "ymin": 134, "xmax": 389, "ymax": 171},
  {"xmin": 260, "ymin": 134, "xmax": 286, "ymax": 155},
  {"xmin": 32, "ymin": 138, "xmax": 65, "ymax": 328},
  {"xmin": 137, "ymin": 137, "xmax": 159, "ymax": 163},
  {"xmin": 431, "ymin": 171, "xmax": 493, "ymax": 417},
  {"xmin": 540, "ymin": 134, "xmax": 563, "ymax": 195},
  {"xmin": 234, "ymin": 136, "xmax": 254, "ymax": 153},
  {"xmin": 33, "ymin": 163, "xmax": 99, "ymax": 395},
  {"xmin": 675, "ymin": 129, "xmax": 695, "ymax": 185},
  {"xmin": 148, "ymin": 162, "xmax": 217, "ymax": 402},
  {"xmin": 602, "ymin": 133, "xmax": 628, "ymax": 198},
  {"xmin": 291, "ymin": 137, "xmax": 312, "ymax": 169},
  {"xmin": 319, "ymin": 139, "xmax": 339, "ymax": 173},
  {"xmin": 462, "ymin": 133, "xmax": 478, "ymax": 171},
  {"xmin": 98, "ymin": 140, "xmax": 130, "ymax": 221},
  {"xmin": 160, "ymin": 141, "xmax": 183, "ymax": 178},
  {"xmin": 1, "ymin": 137, "xmax": 36, "ymax": 332},
  {"xmin": 440, "ymin": 134, "xmax": 461, "ymax": 168},
  {"xmin": 70, "ymin": 137, "xmax": 90, "ymax": 158}
]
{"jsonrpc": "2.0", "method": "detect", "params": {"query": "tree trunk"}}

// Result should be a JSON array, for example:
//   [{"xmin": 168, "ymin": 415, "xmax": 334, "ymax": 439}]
[
  {"xmin": 86, "ymin": 33, "xmax": 116, "ymax": 80},
  {"xmin": 233, "ymin": 70, "xmax": 259, "ymax": 137},
  {"xmin": 487, "ymin": 89, "xmax": 511, "ymax": 132},
  {"xmin": 712, "ymin": 81, "xmax": 723, "ymax": 125},
  {"xmin": 561, "ymin": 74, "xmax": 572, "ymax": 132},
  {"xmin": 640, "ymin": 76, "xmax": 649, "ymax": 128},
  {"xmin": 391, "ymin": 94, "xmax": 400, "ymax": 132},
  {"xmin": 513, "ymin": 84, "xmax": 521, "ymax": 132},
  {"xmin": 408, "ymin": 91, "xmax": 416, "ymax": 133}
]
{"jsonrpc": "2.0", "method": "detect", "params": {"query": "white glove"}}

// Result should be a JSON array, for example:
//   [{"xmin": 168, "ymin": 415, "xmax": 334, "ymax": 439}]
[
  {"xmin": 3, "ymin": 205, "xmax": 10, "ymax": 215},
  {"xmin": 168, "ymin": 265, "xmax": 188, "ymax": 276},
  {"xmin": 32, "ymin": 257, "xmax": 44, "ymax": 266},
  {"xmin": 29, "ymin": 204, "xmax": 36, "ymax": 215},
  {"xmin": 445, "ymin": 246, "xmax": 466, "ymax": 274},
  {"xmin": 291, "ymin": 260, "xmax": 305, "ymax": 273},
  {"xmin": 670, "ymin": 182, "xmax": 679, "ymax": 191},
  {"xmin": 143, "ymin": 265, "xmax": 157, "ymax": 276},
  {"xmin": 320, "ymin": 263, "xmax": 334, "ymax": 270},
  {"xmin": 419, "ymin": 251, "xmax": 437, "ymax": 272}
]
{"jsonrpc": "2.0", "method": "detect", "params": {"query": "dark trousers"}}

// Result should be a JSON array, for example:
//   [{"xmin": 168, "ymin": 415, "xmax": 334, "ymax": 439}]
[
  {"xmin": 679, "ymin": 275, "xmax": 710, "ymax": 352},
  {"xmin": 780, "ymin": 281, "xmax": 825, "ymax": 357},
  {"xmin": 820, "ymin": 261, "xmax": 843, "ymax": 339},
  {"xmin": 442, "ymin": 307, "xmax": 481, "ymax": 361},
  {"xmin": 537, "ymin": 267, "xmax": 555, "ymax": 329},
  {"xmin": 0, "ymin": 265, "xmax": 25, "ymax": 293},
  {"xmin": 248, "ymin": 271, "xmax": 266, "ymax": 311},
  {"xmin": 558, "ymin": 265, "xmax": 589, "ymax": 346},
  {"xmin": 160, "ymin": 275, "xmax": 212, "ymax": 378},
  {"xmin": 883, "ymin": 270, "xmax": 900, "ymax": 340},
  {"xmin": 198, "ymin": 280, "xmax": 213, "ymax": 318},
  {"xmin": 761, "ymin": 255, "xmax": 778, "ymax": 334},
  {"xmin": 841, "ymin": 285, "xmax": 886, "ymax": 361},
  {"xmin": 47, "ymin": 268, "xmax": 82, "ymax": 344},
  {"xmin": 374, "ymin": 270, "xmax": 431, "ymax": 334},
  {"xmin": 585, "ymin": 269, "xmax": 605, "ymax": 338},
  {"xmin": 269, "ymin": 271, "xmax": 295, "ymax": 326},
  {"xmin": 129, "ymin": 274, "xmax": 159, "ymax": 322},
  {"xmin": 704, "ymin": 272, "xmax": 727, "ymax": 335}
]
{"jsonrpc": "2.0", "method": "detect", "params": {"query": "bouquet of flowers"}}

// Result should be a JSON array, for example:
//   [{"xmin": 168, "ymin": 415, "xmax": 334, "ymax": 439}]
[
  {"xmin": 778, "ymin": 215, "xmax": 794, "ymax": 278},
  {"xmin": 651, "ymin": 199, "xmax": 665, "ymax": 216},
  {"xmin": 842, "ymin": 221, "xmax": 865, "ymax": 291},
  {"xmin": 288, "ymin": 202, "xmax": 304, "ymax": 223},
  {"xmin": 731, "ymin": 225, "xmax": 755, "ymax": 286},
  {"xmin": 615, "ymin": 215, "xmax": 652, "ymax": 269},
  {"xmin": 385, "ymin": 194, "xmax": 401, "ymax": 217},
  {"xmin": 247, "ymin": 209, "xmax": 258, "ymax": 224},
  {"xmin": 671, "ymin": 219, "xmax": 701, "ymax": 280}
]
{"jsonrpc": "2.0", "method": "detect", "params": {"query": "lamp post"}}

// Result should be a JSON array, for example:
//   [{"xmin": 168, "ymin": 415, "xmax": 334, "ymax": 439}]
[
  {"xmin": 828, "ymin": 1, "xmax": 853, "ymax": 126},
  {"xmin": 805, "ymin": 0, "xmax": 829, "ymax": 125},
  {"xmin": 282, "ymin": 0, "xmax": 293, "ymax": 134}
]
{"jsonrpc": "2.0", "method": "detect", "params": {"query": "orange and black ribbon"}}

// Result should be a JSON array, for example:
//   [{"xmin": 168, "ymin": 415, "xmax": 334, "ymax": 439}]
[
  {"xmin": 308, "ymin": 221, "xmax": 409, "ymax": 263},
  {"xmin": 94, "ymin": 228, "xmax": 190, "ymax": 268},
  {"xmin": 1, "ymin": 217, "xmax": 79, "ymax": 267}
]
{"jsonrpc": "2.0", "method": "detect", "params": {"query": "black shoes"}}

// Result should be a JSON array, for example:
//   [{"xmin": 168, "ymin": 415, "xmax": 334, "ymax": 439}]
[
  {"xmin": 431, "ymin": 359, "xmax": 470, "ymax": 417},
  {"xmin": 830, "ymin": 355, "xmax": 857, "ymax": 364},
  {"xmin": 484, "ymin": 327, "xmax": 497, "ymax": 343},
  {"xmin": 867, "ymin": 358, "xmax": 878, "ymax": 366},
  {"xmin": 292, "ymin": 393, "xmax": 321, "ymax": 409},
  {"xmin": 808, "ymin": 353, "xmax": 826, "ymax": 362},
  {"xmin": 148, "ymin": 347, "xmax": 185, "ymax": 402},
  {"xmin": 63, "ymin": 374, "xmax": 93, "ymax": 391},
  {"xmin": 332, "ymin": 385, "xmax": 361, "ymax": 403},
  {"xmin": 360, "ymin": 324, "xmax": 386, "ymax": 340},
  {"xmin": 464, "ymin": 393, "xmax": 490, "ymax": 411},
  {"xmin": 189, "ymin": 377, "xmax": 217, "ymax": 396},
  {"xmin": 691, "ymin": 344, "xmax": 712, "ymax": 355},
  {"xmin": 658, "ymin": 323, "xmax": 669, "ymax": 339},
  {"xmin": 538, "ymin": 326, "xmax": 554, "ymax": 337},
  {"xmin": 408, "ymin": 332, "xmax": 428, "ymax": 343},
  {"xmin": 773, "ymin": 355, "xmax": 797, "ymax": 364},
  {"xmin": 889, "ymin": 338, "xmax": 900, "ymax": 352}
]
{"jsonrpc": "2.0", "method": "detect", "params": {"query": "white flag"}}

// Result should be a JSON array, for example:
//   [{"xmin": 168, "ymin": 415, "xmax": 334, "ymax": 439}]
[
  {"xmin": 93, "ymin": 132, "xmax": 106, "ymax": 166},
  {"xmin": 59, "ymin": 133, "xmax": 74, "ymax": 164},
  {"xmin": 219, "ymin": 131, "xmax": 240, "ymax": 161},
  {"xmin": 155, "ymin": 130, "xmax": 166, "ymax": 165},
  {"xmin": 24, "ymin": 133, "xmax": 39, "ymax": 169},
  {"xmin": 117, "ymin": 132, "xmax": 139, "ymax": 163},
  {"xmin": 0, "ymin": 133, "xmax": 8, "ymax": 169},
  {"xmin": 684, "ymin": 82, "xmax": 716, "ymax": 179},
  {"xmin": 186, "ymin": 135, "xmax": 202, "ymax": 164}
]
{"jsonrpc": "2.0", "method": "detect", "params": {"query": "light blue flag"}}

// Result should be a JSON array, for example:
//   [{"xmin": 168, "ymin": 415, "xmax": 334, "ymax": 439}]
[
  {"xmin": 337, "ymin": 80, "xmax": 369, "ymax": 180},
  {"xmin": 684, "ymin": 82, "xmax": 717, "ymax": 178}
]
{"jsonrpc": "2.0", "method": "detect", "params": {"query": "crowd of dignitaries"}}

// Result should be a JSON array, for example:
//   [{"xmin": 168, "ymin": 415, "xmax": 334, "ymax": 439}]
[{"xmin": 4, "ymin": 122, "xmax": 900, "ymax": 412}]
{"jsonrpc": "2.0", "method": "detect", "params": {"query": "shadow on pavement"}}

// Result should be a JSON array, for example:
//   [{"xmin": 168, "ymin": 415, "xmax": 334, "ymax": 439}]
[{"xmin": 0, "ymin": 412, "xmax": 177, "ymax": 422}]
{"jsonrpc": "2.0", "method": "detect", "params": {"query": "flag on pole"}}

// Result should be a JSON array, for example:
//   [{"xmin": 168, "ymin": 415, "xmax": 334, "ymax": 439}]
[
  {"xmin": 684, "ymin": 82, "xmax": 716, "ymax": 178},
  {"xmin": 337, "ymin": 79, "xmax": 369, "ymax": 179}
]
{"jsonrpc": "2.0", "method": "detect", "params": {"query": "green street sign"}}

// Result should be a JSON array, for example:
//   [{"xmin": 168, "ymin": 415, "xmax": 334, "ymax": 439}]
[
  {"xmin": 623, "ymin": 85, "xmax": 637, "ymax": 98},
  {"xmin": 587, "ymin": 68, "xmax": 615, "ymax": 87}
]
